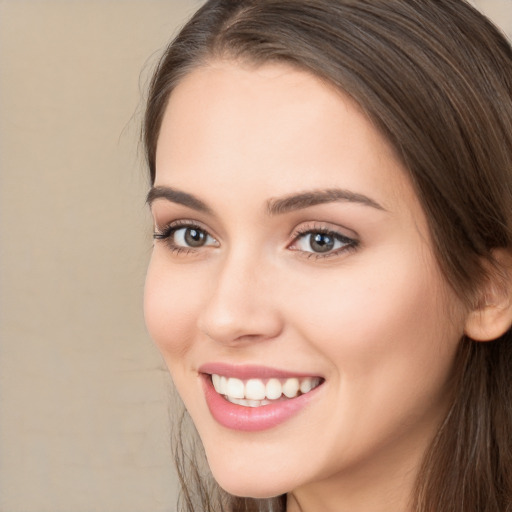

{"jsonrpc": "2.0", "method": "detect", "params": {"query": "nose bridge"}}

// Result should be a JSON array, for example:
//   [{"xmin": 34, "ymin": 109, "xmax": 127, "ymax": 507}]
[{"xmin": 197, "ymin": 244, "xmax": 282, "ymax": 344}]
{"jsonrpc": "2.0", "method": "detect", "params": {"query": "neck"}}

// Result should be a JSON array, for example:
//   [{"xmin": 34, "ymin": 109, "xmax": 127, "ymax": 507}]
[{"xmin": 285, "ymin": 436, "xmax": 423, "ymax": 512}]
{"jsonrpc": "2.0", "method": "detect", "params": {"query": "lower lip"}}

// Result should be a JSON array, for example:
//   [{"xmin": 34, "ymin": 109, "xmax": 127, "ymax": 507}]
[{"xmin": 201, "ymin": 374, "xmax": 323, "ymax": 432}]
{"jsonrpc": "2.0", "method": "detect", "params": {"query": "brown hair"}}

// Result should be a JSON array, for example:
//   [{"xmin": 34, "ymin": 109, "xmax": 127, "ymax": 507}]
[{"xmin": 144, "ymin": 1, "xmax": 512, "ymax": 510}]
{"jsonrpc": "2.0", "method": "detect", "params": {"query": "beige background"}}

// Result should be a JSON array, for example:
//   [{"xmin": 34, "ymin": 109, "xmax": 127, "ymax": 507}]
[
  {"xmin": 0, "ymin": 1, "xmax": 200, "ymax": 511},
  {"xmin": 0, "ymin": 1, "xmax": 510, "ymax": 511}
]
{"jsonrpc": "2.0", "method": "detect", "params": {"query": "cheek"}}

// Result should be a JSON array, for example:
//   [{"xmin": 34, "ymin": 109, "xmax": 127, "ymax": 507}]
[
  {"xmin": 279, "ymin": 252, "xmax": 465, "ymax": 466},
  {"xmin": 143, "ymin": 254, "xmax": 202, "ymax": 361},
  {"xmin": 289, "ymin": 250, "xmax": 464, "ymax": 390}
]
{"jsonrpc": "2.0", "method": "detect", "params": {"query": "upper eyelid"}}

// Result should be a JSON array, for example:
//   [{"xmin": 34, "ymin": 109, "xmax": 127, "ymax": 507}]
[
  {"xmin": 289, "ymin": 228, "xmax": 357, "ymax": 247},
  {"xmin": 290, "ymin": 221, "xmax": 358, "ymax": 239},
  {"xmin": 293, "ymin": 226, "xmax": 351, "ymax": 236},
  {"xmin": 154, "ymin": 218, "xmax": 213, "ymax": 234}
]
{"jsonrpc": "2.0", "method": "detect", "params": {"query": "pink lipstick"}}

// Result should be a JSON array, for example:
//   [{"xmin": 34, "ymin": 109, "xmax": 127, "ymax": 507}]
[{"xmin": 199, "ymin": 364, "xmax": 324, "ymax": 432}]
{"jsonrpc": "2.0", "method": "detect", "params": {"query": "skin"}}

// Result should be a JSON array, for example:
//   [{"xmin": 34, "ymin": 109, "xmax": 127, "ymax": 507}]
[{"xmin": 144, "ymin": 61, "xmax": 470, "ymax": 512}]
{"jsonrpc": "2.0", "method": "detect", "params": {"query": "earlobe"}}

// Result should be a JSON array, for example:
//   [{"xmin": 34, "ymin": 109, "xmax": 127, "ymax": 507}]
[{"xmin": 464, "ymin": 249, "xmax": 512, "ymax": 342}]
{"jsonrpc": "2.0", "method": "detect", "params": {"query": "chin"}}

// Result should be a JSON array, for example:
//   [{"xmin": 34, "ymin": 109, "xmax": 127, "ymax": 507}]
[{"xmin": 206, "ymin": 452, "xmax": 292, "ymax": 499}]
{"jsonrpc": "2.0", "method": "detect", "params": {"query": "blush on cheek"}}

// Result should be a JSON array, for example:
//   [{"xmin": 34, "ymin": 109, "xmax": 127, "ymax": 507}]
[{"xmin": 144, "ymin": 273, "xmax": 197, "ymax": 359}]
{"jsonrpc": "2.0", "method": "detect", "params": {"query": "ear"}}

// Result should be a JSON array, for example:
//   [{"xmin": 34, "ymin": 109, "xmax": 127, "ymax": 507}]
[{"xmin": 464, "ymin": 249, "xmax": 512, "ymax": 342}]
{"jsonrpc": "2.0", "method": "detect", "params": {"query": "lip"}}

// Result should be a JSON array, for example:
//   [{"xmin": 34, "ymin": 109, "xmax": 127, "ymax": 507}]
[
  {"xmin": 199, "ymin": 364, "xmax": 324, "ymax": 432},
  {"xmin": 199, "ymin": 362, "xmax": 320, "ymax": 380}
]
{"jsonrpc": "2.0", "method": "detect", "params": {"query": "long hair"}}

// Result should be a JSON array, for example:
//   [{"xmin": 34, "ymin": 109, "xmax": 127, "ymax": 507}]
[{"xmin": 143, "ymin": 1, "xmax": 512, "ymax": 510}]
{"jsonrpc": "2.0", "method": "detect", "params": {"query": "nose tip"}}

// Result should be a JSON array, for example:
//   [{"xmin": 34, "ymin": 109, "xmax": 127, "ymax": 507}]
[
  {"xmin": 198, "ymin": 297, "xmax": 283, "ymax": 346},
  {"xmin": 197, "ymin": 262, "xmax": 283, "ymax": 346},
  {"xmin": 198, "ymin": 311, "xmax": 282, "ymax": 346}
]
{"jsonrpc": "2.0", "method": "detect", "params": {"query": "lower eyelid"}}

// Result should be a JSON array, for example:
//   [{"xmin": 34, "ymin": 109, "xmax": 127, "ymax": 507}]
[{"xmin": 294, "ymin": 242, "xmax": 358, "ymax": 260}]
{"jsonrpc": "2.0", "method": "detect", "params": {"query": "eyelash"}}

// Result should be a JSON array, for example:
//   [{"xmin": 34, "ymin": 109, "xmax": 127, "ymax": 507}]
[
  {"xmin": 153, "ymin": 220, "xmax": 218, "ymax": 256},
  {"xmin": 153, "ymin": 221, "xmax": 359, "ymax": 259},
  {"xmin": 288, "ymin": 224, "xmax": 359, "ymax": 260}
]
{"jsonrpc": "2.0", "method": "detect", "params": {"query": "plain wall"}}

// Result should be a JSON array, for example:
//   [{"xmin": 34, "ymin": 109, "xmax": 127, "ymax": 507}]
[
  {"xmin": 0, "ymin": 2, "xmax": 201, "ymax": 511},
  {"xmin": 0, "ymin": 1, "xmax": 510, "ymax": 511}
]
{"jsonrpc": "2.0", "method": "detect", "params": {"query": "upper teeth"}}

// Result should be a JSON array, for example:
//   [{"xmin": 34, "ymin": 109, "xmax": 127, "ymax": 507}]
[{"xmin": 211, "ymin": 374, "xmax": 321, "ymax": 401}]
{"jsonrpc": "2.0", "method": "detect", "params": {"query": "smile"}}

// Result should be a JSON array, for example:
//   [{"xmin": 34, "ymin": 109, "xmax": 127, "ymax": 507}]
[
  {"xmin": 200, "ymin": 365, "xmax": 325, "ymax": 431},
  {"xmin": 211, "ymin": 374, "xmax": 323, "ymax": 407}
]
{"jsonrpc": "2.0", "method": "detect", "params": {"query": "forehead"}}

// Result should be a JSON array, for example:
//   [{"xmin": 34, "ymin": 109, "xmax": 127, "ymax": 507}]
[{"xmin": 155, "ymin": 60, "xmax": 417, "ymax": 216}]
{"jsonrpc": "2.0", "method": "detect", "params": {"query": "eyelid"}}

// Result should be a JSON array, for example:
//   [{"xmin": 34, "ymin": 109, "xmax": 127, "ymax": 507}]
[
  {"xmin": 153, "ymin": 219, "xmax": 219, "ymax": 253},
  {"xmin": 289, "ymin": 220, "xmax": 357, "ymax": 238},
  {"xmin": 287, "ymin": 221, "xmax": 359, "ymax": 258},
  {"xmin": 154, "ymin": 218, "xmax": 215, "ymax": 237}
]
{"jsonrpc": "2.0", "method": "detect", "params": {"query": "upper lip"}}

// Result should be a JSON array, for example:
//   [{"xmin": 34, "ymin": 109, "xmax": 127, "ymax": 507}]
[{"xmin": 198, "ymin": 362, "xmax": 322, "ymax": 380}]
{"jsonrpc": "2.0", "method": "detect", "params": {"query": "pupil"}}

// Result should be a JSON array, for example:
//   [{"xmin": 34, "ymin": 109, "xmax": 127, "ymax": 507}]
[
  {"xmin": 310, "ymin": 233, "xmax": 334, "ymax": 253},
  {"xmin": 185, "ymin": 228, "xmax": 206, "ymax": 247}
]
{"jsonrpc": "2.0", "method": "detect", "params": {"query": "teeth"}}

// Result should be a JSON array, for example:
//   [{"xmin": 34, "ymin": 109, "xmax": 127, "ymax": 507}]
[
  {"xmin": 265, "ymin": 378, "xmax": 282, "ymax": 400},
  {"xmin": 219, "ymin": 376, "xmax": 227, "ymax": 395},
  {"xmin": 282, "ymin": 377, "xmax": 299, "ymax": 398},
  {"xmin": 300, "ymin": 377, "xmax": 313, "ymax": 394},
  {"xmin": 226, "ymin": 377, "xmax": 245, "ymax": 399},
  {"xmin": 212, "ymin": 374, "xmax": 221, "ymax": 392},
  {"xmin": 245, "ymin": 379, "xmax": 267, "ymax": 400},
  {"xmin": 227, "ymin": 397, "xmax": 271, "ymax": 407},
  {"xmin": 211, "ymin": 374, "xmax": 322, "ymax": 404}
]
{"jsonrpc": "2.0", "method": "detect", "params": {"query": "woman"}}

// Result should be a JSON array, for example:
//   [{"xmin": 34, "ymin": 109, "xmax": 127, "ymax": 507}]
[{"xmin": 143, "ymin": 1, "xmax": 512, "ymax": 511}]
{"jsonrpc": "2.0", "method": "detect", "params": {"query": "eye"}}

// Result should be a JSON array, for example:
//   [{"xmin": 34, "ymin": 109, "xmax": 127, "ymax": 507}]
[
  {"xmin": 153, "ymin": 222, "xmax": 218, "ymax": 251},
  {"xmin": 173, "ymin": 226, "xmax": 213, "ymax": 248},
  {"xmin": 290, "ymin": 227, "xmax": 357, "ymax": 256}
]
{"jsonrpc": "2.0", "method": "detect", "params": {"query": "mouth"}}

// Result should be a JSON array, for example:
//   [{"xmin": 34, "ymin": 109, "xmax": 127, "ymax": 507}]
[
  {"xmin": 199, "ymin": 364, "xmax": 325, "ymax": 431},
  {"xmin": 210, "ymin": 374, "xmax": 323, "ymax": 407}
]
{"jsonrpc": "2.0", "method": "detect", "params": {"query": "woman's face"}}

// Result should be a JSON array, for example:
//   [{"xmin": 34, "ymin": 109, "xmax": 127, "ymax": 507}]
[{"xmin": 145, "ymin": 61, "xmax": 468, "ymax": 507}]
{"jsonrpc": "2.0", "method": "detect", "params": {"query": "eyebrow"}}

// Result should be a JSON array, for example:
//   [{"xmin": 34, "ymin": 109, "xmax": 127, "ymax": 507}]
[
  {"xmin": 146, "ymin": 186, "xmax": 212, "ymax": 214},
  {"xmin": 146, "ymin": 185, "xmax": 385, "ymax": 215},
  {"xmin": 267, "ymin": 188, "xmax": 386, "ymax": 215}
]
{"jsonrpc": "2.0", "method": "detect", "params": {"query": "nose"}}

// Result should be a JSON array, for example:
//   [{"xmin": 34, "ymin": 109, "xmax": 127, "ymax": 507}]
[{"xmin": 197, "ymin": 252, "xmax": 283, "ymax": 346}]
